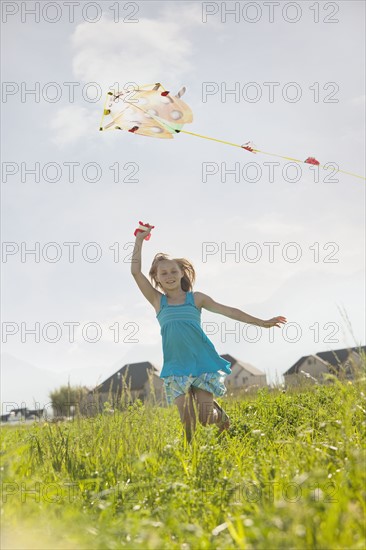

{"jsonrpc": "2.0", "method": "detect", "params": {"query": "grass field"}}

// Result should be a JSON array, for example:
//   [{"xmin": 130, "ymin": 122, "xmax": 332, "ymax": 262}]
[{"xmin": 1, "ymin": 378, "xmax": 365, "ymax": 549}]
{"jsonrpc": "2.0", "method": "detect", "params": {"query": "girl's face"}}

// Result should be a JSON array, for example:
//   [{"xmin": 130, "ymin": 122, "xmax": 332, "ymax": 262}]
[{"xmin": 156, "ymin": 260, "xmax": 183, "ymax": 291}]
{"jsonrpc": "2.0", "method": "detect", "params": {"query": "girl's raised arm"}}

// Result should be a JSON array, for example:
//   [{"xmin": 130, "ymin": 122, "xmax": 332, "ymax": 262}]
[{"xmin": 131, "ymin": 229, "xmax": 161, "ymax": 310}]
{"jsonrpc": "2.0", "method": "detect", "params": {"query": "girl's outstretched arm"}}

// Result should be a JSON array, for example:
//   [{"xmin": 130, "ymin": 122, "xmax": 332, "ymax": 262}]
[
  {"xmin": 131, "ymin": 229, "xmax": 161, "ymax": 310},
  {"xmin": 195, "ymin": 292, "xmax": 286, "ymax": 328}
]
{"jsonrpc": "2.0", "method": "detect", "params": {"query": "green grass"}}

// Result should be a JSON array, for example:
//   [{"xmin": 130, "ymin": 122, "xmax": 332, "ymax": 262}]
[{"xmin": 1, "ymin": 380, "xmax": 366, "ymax": 549}]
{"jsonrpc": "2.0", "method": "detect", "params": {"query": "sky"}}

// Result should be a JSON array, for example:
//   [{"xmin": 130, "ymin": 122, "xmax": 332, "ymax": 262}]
[{"xmin": 1, "ymin": 0, "xmax": 365, "ymax": 409}]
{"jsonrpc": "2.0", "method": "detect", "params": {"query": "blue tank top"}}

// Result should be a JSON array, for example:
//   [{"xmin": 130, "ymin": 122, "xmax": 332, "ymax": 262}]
[{"xmin": 157, "ymin": 291, "xmax": 232, "ymax": 378}]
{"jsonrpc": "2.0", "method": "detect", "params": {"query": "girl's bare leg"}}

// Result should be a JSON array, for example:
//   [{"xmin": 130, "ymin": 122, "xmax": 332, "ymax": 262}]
[
  {"xmin": 192, "ymin": 388, "xmax": 230, "ymax": 432},
  {"xmin": 174, "ymin": 388, "xmax": 197, "ymax": 442},
  {"xmin": 212, "ymin": 399, "xmax": 230, "ymax": 432},
  {"xmin": 190, "ymin": 388, "xmax": 216, "ymax": 425}
]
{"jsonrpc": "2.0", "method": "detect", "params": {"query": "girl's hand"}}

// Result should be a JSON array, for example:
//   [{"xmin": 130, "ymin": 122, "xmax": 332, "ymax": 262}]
[
  {"xmin": 262, "ymin": 316, "xmax": 287, "ymax": 328},
  {"xmin": 135, "ymin": 227, "xmax": 152, "ymax": 241}
]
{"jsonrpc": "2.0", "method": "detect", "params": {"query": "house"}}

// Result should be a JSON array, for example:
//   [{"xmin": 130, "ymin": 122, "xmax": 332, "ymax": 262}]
[
  {"xmin": 283, "ymin": 354, "xmax": 329, "ymax": 386},
  {"xmin": 27, "ymin": 408, "xmax": 45, "ymax": 420},
  {"xmin": 1, "ymin": 408, "xmax": 44, "ymax": 423},
  {"xmin": 86, "ymin": 361, "xmax": 166, "ymax": 412},
  {"xmin": 221, "ymin": 354, "xmax": 267, "ymax": 390},
  {"xmin": 10, "ymin": 407, "xmax": 28, "ymax": 418},
  {"xmin": 284, "ymin": 345, "xmax": 366, "ymax": 386}
]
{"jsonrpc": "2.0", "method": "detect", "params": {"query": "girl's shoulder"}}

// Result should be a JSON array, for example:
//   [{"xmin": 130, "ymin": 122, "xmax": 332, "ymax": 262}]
[
  {"xmin": 192, "ymin": 291, "xmax": 205, "ymax": 310},
  {"xmin": 154, "ymin": 291, "xmax": 165, "ymax": 315}
]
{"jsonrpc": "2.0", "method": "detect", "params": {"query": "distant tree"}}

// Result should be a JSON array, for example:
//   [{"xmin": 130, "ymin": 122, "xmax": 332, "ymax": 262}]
[{"xmin": 49, "ymin": 384, "xmax": 89, "ymax": 417}]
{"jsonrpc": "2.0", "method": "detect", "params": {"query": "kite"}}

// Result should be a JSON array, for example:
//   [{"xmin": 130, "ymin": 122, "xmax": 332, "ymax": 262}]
[
  {"xmin": 100, "ymin": 83, "xmax": 192, "ymax": 139},
  {"xmin": 134, "ymin": 221, "xmax": 155, "ymax": 240},
  {"xmin": 100, "ymin": 83, "xmax": 365, "ymax": 181}
]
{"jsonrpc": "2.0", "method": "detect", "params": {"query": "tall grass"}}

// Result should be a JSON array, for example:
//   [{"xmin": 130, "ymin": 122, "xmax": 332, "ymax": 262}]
[{"xmin": 1, "ymin": 377, "xmax": 366, "ymax": 549}]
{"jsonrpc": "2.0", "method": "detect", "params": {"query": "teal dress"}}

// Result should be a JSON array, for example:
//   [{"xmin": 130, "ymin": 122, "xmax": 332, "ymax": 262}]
[{"xmin": 157, "ymin": 291, "xmax": 232, "ymax": 378}]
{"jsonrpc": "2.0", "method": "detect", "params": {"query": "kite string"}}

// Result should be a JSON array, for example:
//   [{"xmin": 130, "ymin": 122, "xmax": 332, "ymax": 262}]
[
  {"xmin": 135, "ymin": 105, "xmax": 365, "ymax": 179},
  {"xmin": 178, "ymin": 129, "xmax": 366, "ymax": 180},
  {"xmin": 100, "ymin": 87, "xmax": 365, "ymax": 181}
]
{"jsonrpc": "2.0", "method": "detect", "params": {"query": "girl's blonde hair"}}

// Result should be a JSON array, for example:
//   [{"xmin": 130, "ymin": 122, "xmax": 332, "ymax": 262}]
[{"xmin": 149, "ymin": 253, "xmax": 196, "ymax": 292}]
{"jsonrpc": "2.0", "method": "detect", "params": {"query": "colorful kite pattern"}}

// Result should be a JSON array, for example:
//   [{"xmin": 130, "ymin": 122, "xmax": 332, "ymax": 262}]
[{"xmin": 100, "ymin": 83, "xmax": 192, "ymax": 139}]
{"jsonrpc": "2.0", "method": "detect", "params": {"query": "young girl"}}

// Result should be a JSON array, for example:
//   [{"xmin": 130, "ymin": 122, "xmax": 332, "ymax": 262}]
[{"xmin": 131, "ymin": 226, "xmax": 287, "ymax": 442}]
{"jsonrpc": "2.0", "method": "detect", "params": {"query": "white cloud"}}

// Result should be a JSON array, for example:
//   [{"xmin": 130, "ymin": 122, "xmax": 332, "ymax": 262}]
[
  {"xmin": 159, "ymin": 3, "xmax": 209, "ymax": 27},
  {"xmin": 71, "ymin": 14, "xmax": 195, "ymax": 89},
  {"xmin": 50, "ymin": 10, "xmax": 199, "ymax": 147},
  {"xmin": 50, "ymin": 105, "xmax": 98, "ymax": 147}
]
